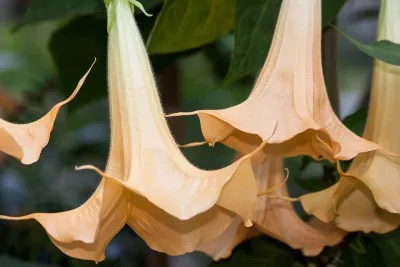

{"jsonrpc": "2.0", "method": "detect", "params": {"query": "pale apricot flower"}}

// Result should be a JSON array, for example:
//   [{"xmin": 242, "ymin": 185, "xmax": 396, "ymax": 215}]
[
  {"xmin": 301, "ymin": 0, "xmax": 400, "ymax": 233},
  {"xmin": 0, "ymin": 65, "xmax": 93, "ymax": 164},
  {"xmin": 169, "ymin": 0, "xmax": 383, "ymax": 162},
  {"xmin": 0, "ymin": 0, "xmax": 267, "ymax": 262},
  {"xmin": 200, "ymin": 157, "xmax": 345, "ymax": 260}
]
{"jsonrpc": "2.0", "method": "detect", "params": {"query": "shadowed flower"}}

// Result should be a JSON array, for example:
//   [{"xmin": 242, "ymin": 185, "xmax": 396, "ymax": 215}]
[
  {"xmin": 168, "ymin": 0, "xmax": 383, "ymax": 162},
  {"xmin": 0, "ymin": 0, "xmax": 269, "ymax": 262},
  {"xmin": 200, "ymin": 157, "xmax": 345, "ymax": 261},
  {"xmin": 0, "ymin": 65, "xmax": 93, "ymax": 164},
  {"xmin": 301, "ymin": 0, "xmax": 400, "ymax": 233}
]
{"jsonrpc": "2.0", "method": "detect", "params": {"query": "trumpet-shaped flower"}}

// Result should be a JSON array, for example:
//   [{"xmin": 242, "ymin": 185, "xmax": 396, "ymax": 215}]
[
  {"xmin": 200, "ymin": 157, "xmax": 345, "ymax": 261},
  {"xmin": 301, "ymin": 0, "xmax": 400, "ymax": 233},
  {"xmin": 0, "ymin": 66, "xmax": 92, "ymax": 164},
  {"xmin": 168, "ymin": 0, "xmax": 383, "ymax": 162},
  {"xmin": 1, "ymin": 0, "xmax": 267, "ymax": 261}
]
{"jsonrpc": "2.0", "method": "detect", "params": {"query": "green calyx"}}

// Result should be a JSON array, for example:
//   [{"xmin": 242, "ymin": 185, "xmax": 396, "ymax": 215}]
[{"xmin": 104, "ymin": 0, "xmax": 152, "ymax": 32}]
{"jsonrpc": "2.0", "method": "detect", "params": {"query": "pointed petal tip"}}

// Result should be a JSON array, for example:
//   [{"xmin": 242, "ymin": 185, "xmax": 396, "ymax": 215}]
[{"xmin": 0, "ymin": 62, "xmax": 94, "ymax": 165}]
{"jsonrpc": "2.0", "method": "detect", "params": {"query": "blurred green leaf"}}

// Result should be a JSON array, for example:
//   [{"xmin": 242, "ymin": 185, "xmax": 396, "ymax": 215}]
[
  {"xmin": 372, "ymin": 230, "xmax": 400, "ymax": 267},
  {"xmin": 19, "ymin": 0, "xmax": 104, "ymax": 27},
  {"xmin": 342, "ymin": 108, "xmax": 368, "ymax": 136},
  {"xmin": 49, "ymin": 16, "xmax": 108, "ymax": 110},
  {"xmin": 19, "ymin": 0, "xmax": 161, "ymax": 28},
  {"xmin": 0, "ymin": 23, "xmax": 56, "ymax": 94},
  {"xmin": 322, "ymin": 0, "xmax": 347, "ymax": 27},
  {"xmin": 147, "ymin": 0, "xmax": 235, "ymax": 54},
  {"xmin": 208, "ymin": 237, "xmax": 296, "ymax": 267},
  {"xmin": 0, "ymin": 255, "xmax": 57, "ymax": 267},
  {"xmin": 226, "ymin": 0, "xmax": 347, "ymax": 84},
  {"xmin": 338, "ymin": 28, "xmax": 400, "ymax": 66},
  {"xmin": 341, "ymin": 234, "xmax": 384, "ymax": 267}
]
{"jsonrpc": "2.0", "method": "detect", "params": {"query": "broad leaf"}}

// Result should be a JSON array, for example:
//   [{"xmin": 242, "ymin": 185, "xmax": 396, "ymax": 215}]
[
  {"xmin": 208, "ymin": 237, "xmax": 296, "ymax": 267},
  {"xmin": 224, "ymin": 0, "xmax": 282, "ymax": 84},
  {"xmin": 338, "ymin": 29, "xmax": 400, "ymax": 65},
  {"xmin": 226, "ymin": 0, "xmax": 347, "ymax": 84},
  {"xmin": 147, "ymin": 0, "xmax": 235, "ymax": 54}
]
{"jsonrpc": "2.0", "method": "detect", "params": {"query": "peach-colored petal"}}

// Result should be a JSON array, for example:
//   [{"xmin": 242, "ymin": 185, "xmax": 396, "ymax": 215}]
[
  {"xmin": 127, "ymin": 193, "xmax": 235, "ymax": 255},
  {"xmin": 0, "ymin": 179, "xmax": 127, "ymax": 262},
  {"xmin": 200, "ymin": 157, "xmax": 345, "ymax": 260},
  {"xmin": 78, "ymin": 0, "xmax": 261, "ymax": 224},
  {"xmin": 301, "ymin": 0, "xmax": 400, "ymax": 233},
  {"xmin": 168, "ymin": 0, "xmax": 380, "ymax": 161},
  {"xmin": 0, "ymin": 62, "xmax": 94, "ymax": 164},
  {"xmin": 198, "ymin": 217, "xmax": 258, "ymax": 261},
  {"xmin": 253, "ymin": 158, "xmax": 345, "ymax": 256},
  {"xmin": 301, "ymin": 177, "xmax": 400, "ymax": 233}
]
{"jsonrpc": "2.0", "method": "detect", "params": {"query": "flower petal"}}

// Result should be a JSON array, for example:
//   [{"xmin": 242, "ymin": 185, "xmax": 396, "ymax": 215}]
[
  {"xmin": 253, "ymin": 157, "xmax": 345, "ymax": 256},
  {"xmin": 0, "ymin": 62, "xmax": 94, "ymax": 165},
  {"xmin": 76, "ymin": 0, "xmax": 261, "ymax": 224},
  {"xmin": 167, "ymin": 0, "xmax": 380, "ymax": 161},
  {"xmin": 79, "ymin": 154, "xmax": 258, "ymax": 225},
  {"xmin": 198, "ymin": 217, "xmax": 258, "ymax": 261},
  {"xmin": 0, "ymin": 178, "xmax": 127, "ymax": 262},
  {"xmin": 127, "ymin": 193, "xmax": 235, "ymax": 255},
  {"xmin": 301, "ymin": 177, "xmax": 400, "ymax": 233}
]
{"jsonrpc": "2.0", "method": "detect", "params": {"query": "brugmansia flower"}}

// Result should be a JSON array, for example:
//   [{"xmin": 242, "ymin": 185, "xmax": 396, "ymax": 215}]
[
  {"xmin": 301, "ymin": 0, "xmax": 400, "ymax": 233},
  {"xmin": 1, "ymin": 0, "xmax": 269, "ymax": 262},
  {"xmin": 0, "ymin": 66, "xmax": 93, "ymax": 164},
  {"xmin": 200, "ymin": 157, "xmax": 345, "ymax": 260},
  {"xmin": 168, "ymin": 0, "xmax": 383, "ymax": 162}
]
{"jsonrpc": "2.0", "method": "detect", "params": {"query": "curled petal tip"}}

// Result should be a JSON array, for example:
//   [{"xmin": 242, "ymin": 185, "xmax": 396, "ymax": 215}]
[{"xmin": 244, "ymin": 219, "xmax": 253, "ymax": 228}]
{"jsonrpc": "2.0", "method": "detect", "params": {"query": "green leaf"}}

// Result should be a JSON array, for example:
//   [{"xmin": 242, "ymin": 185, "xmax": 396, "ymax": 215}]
[
  {"xmin": 224, "ymin": 0, "xmax": 282, "ymax": 84},
  {"xmin": 225, "ymin": 0, "xmax": 347, "ymax": 84},
  {"xmin": 0, "ymin": 255, "xmax": 57, "ymax": 267},
  {"xmin": 147, "ymin": 0, "xmax": 235, "ymax": 54},
  {"xmin": 19, "ymin": 0, "xmax": 105, "ymax": 27},
  {"xmin": 338, "ymin": 28, "xmax": 400, "ymax": 66},
  {"xmin": 342, "ymin": 108, "xmax": 368, "ymax": 136},
  {"xmin": 208, "ymin": 237, "xmax": 296, "ymax": 267},
  {"xmin": 322, "ymin": 0, "xmax": 347, "ymax": 27},
  {"xmin": 372, "ymin": 230, "xmax": 400, "ymax": 267},
  {"xmin": 49, "ymin": 16, "xmax": 108, "ymax": 111},
  {"xmin": 341, "ymin": 234, "xmax": 384, "ymax": 267}
]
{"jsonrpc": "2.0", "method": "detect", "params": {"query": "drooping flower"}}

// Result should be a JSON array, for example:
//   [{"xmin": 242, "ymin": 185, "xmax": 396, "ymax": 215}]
[
  {"xmin": 200, "ymin": 157, "xmax": 345, "ymax": 261},
  {"xmin": 0, "ymin": 65, "xmax": 93, "ymax": 164},
  {"xmin": 168, "ymin": 0, "xmax": 384, "ymax": 162},
  {"xmin": 0, "ymin": 0, "xmax": 268, "ymax": 262},
  {"xmin": 301, "ymin": 0, "xmax": 400, "ymax": 233}
]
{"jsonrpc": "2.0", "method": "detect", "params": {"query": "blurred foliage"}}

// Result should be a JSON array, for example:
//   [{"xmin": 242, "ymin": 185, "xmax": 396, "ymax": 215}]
[
  {"xmin": 208, "ymin": 237, "xmax": 298, "ymax": 267},
  {"xmin": 0, "ymin": 0, "xmax": 400, "ymax": 267},
  {"xmin": 0, "ymin": 255, "xmax": 57, "ymax": 267},
  {"xmin": 0, "ymin": 23, "xmax": 55, "ymax": 94}
]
